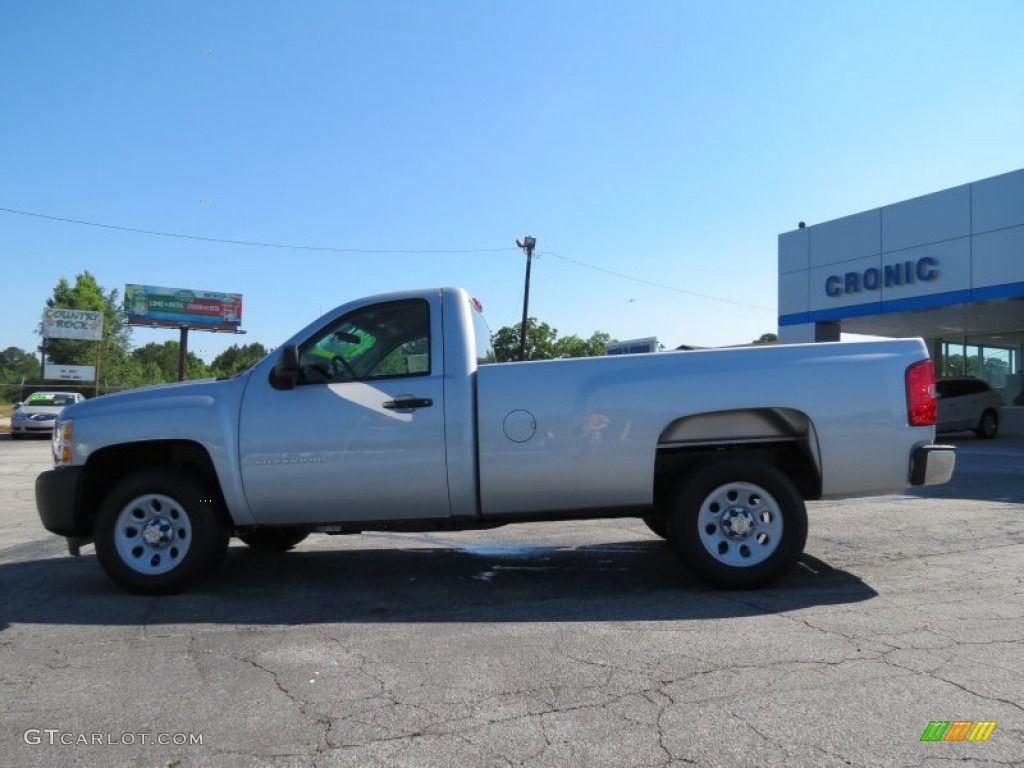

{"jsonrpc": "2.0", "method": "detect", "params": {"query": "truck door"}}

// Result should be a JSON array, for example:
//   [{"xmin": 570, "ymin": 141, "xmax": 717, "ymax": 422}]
[{"xmin": 238, "ymin": 297, "xmax": 450, "ymax": 524}]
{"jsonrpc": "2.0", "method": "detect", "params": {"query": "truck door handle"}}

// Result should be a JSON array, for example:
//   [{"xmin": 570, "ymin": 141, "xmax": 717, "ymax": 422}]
[{"xmin": 382, "ymin": 396, "xmax": 433, "ymax": 410}]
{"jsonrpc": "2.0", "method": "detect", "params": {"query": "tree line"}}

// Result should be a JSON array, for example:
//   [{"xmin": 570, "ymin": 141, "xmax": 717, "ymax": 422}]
[
  {"xmin": 0, "ymin": 272, "xmax": 268, "ymax": 401},
  {"xmin": 2, "ymin": 271, "xmax": 780, "ymax": 402},
  {"xmin": 1, "ymin": 272, "xmax": 618, "ymax": 401}
]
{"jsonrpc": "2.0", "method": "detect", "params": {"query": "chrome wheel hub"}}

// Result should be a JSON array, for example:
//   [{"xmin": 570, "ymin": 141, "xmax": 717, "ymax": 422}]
[
  {"xmin": 721, "ymin": 507, "xmax": 756, "ymax": 538},
  {"xmin": 697, "ymin": 481, "xmax": 783, "ymax": 567},
  {"xmin": 141, "ymin": 518, "xmax": 174, "ymax": 548},
  {"xmin": 113, "ymin": 494, "xmax": 192, "ymax": 575}
]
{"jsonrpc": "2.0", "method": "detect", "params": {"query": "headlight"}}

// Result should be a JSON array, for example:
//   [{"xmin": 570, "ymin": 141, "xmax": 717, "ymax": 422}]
[
  {"xmin": 52, "ymin": 419, "xmax": 73, "ymax": 466},
  {"xmin": 13, "ymin": 411, "xmax": 28, "ymax": 422}
]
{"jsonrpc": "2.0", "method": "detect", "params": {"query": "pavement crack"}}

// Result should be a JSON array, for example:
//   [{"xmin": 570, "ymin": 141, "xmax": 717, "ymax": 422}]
[
  {"xmin": 729, "ymin": 708, "xmax": 789, "ymax": 758},
  {"xmin": 881, "ymin": 655, "xmax": 1024, "ymax": 713},
  {"xmin": 650, "ymin": 690, "xmax": 675, "ymax": 766},
  {"xmin": 232, "ymin": 655, "xmax": 332, "ymax": 758}
]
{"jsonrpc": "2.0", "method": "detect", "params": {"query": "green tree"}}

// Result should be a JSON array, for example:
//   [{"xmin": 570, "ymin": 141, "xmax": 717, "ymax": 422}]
[
  {"xmin": 943, "ymin": 354, "xmax": 977, "ymax": 378},
  {"xmin": 492, "ymin": 320, "xmax": 560, "ymax": 361},
  {"xmin": 210, "ymin": 343, "xmax": 270, "ymax": 378},
  {"xmin": 1, "ymin": 346, "xmax": 38, "ymax": 378},
  {"xmin": 752, "ymin": 333, "xmax": 778, "ymax": 344},
  {"xmin": 0, "ymin": 346, "xmax": 40, "ymax": 402},
  {"xmin": 553, "ymin": 331, "xmax": 613, "ymax": 358},
  {"xmin": 42, "ymin": 272, "xmax": 138, "ymax": 389},
  {"xmin": 492, "ymin": 319, "xmax": 611, "ymax": 362},
  {"xmin": 132, "ymin": 341, "xmax": 212, "ymax": 384},
  {"xmin": 982, "ymin": 357, "xmax": 1009, "ymax": 388}
]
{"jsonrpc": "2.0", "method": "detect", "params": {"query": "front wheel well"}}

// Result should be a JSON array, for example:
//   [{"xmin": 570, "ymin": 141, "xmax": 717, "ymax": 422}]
[{"xmin": 79, "ymin": 441, "xmax": 229, "ymax": 534}]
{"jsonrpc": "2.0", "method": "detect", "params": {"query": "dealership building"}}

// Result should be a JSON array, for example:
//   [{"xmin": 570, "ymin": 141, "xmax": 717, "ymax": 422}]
[{"xmin": 778, "ymin": 168, "xmax": 1024, "ymax": 431}]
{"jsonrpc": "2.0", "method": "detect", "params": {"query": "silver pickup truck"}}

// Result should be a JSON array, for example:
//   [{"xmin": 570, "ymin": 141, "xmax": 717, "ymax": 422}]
[{"xmin": 36, "ymin": 287, "xmax": 955, "ymax": 594}]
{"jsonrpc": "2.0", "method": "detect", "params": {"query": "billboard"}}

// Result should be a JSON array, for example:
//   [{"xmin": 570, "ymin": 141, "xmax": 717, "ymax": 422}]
[
  {"xmin": 44, "ymin": 364, "xmax": 96, "ymax": 382},
  {"xmin": 605, "ymin": 337, "xmax": 659, "ymax": 356},
  {"xmin": 125, "ymin": 284, "xmax": 243, "ymax": 330},
  {"xmin": 42, "ymin": 308, "xmax": 104, "ymax": 341}
]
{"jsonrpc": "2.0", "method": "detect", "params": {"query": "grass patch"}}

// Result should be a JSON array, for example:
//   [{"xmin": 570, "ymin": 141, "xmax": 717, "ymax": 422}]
[{"xmin": 0, "ymin": 405, "xmax": 12, "ymax": 419}]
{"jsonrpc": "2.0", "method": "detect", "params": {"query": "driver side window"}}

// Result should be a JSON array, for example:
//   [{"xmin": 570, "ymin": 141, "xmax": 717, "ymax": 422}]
[{"xmin": 298, "ymin": 300, "xmax": 431, "ymax": 384}]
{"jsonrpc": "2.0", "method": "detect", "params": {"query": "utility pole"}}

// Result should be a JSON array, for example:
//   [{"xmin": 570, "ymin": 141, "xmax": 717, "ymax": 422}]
[
  {"xmin": 178, "ymin": 327, "xmax": 189, "ymax": 381},
  {"xmin": 516, "ymin": 235, "xmax": 537, "ymax": 361}
]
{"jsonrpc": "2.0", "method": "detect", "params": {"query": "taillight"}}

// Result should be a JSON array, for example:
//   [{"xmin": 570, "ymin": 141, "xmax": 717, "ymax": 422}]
[{"xmin": 906, "ymin": 359, "xmax": 936, "ymax": 426}]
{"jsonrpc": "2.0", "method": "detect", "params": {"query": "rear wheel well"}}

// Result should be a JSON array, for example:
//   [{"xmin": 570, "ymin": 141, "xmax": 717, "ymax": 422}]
[
  {"xmin": 80, "ymin": 441, "xmax": 229, "ymax": 534},
  {"xmin": 652, "ymin": 408, "xmax": 822, "ymax": 518}
]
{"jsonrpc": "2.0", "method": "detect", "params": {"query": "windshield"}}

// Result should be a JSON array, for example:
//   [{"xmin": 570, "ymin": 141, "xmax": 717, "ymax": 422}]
[{"xmin": 25, "ymin": 393, "xmax": 76, "ymax": 407}]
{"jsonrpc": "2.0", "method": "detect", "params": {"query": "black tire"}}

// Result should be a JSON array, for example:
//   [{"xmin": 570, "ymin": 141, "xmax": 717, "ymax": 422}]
[
  {"xmin": 642, "ymin": 515, "xmax": 669, "ymax": 539},
  {"xmin": 668, "ymin": 459, "xmax": 807, "ymax": 589},
  {"xmin": 10, "ymin": 433, "xmax": 22, "ymax": 440},
  {"xmin": 974, "ymin": 409, "xmax": 998, "ymax": 439},
  {"xmin": 238, "ymin": 529, "xmax": 309, "ymax": 552},
  {"xmin": 94, "ymin": 468, "xmax": 229, "ymax": 595}
]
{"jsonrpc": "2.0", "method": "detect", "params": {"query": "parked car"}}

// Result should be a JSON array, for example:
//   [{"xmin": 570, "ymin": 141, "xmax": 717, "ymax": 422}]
[
  {"xmin": 936, "ymin": 377, "xmax": 1001, "ymax": 438},
  {"xmin": 11, "ymin": 391, "xmax": 85, "ymax": 439}
]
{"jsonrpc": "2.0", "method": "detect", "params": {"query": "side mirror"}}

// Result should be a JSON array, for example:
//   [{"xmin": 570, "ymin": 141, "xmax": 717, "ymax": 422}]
[{"xmin": 271, "ymin": 345, "xmax": 301, "ymax": 390}]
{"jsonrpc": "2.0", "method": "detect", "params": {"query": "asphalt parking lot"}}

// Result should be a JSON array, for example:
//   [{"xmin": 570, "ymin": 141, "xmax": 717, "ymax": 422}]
[{"xmin": 1, "ymin": 434, "xmax": 1021, "ymax": 768}]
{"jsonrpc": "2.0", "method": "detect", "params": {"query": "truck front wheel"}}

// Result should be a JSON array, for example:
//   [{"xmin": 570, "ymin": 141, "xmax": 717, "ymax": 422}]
[
  {"xmin": 668, "ymin": 459, "xmax": 807, "ymax": 589},
  {"xmin": 642, "ymin": 515, "xmax": 669, "ymax": 539},
  {"xmin": 94, "ymin": 468, "xmax": 229, "ymax": 595}
]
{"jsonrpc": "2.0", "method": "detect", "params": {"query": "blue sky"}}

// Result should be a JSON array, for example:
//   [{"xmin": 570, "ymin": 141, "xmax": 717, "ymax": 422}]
[{"xmin": 3, "ymin": 1, "xmax": 1023, "ymax": 361}]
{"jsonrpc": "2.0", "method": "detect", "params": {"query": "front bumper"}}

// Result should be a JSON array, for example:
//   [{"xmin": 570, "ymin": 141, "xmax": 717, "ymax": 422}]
[
  {"xmin": 35, "ymin": 467, "xmax": 89, "ymax": 537},
  {"xmin": 12, "ymin": 422, "xmax": 56, "ymax": 435},
  {"xmin": 910, "ymin": 444, "xmax": 956, "ymax": 486}
]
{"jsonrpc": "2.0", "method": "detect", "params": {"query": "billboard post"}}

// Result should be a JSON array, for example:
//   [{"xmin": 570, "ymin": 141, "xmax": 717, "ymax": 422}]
[{"xmin": 179, "ymin": 327, "xmax": 188, "ymax": 382}]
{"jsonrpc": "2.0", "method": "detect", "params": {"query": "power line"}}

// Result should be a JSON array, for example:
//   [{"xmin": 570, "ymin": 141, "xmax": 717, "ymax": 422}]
[
  {"xmin": 1, "ymin": 205, "xmax": 777, "ymax": 311},
  {"xmin": 0, "ymin": 207, "xmax": 517, "ymax": 255},
  {"xmin": 544, "ymin": 251, "xmax": 776, "ymax": 312}
]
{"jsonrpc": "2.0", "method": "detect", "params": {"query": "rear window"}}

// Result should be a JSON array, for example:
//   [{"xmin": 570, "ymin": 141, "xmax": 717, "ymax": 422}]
[
  {"xmin": 471, "ymin": 301, "xmax": 496, "ymax": 366},
  {"xmin": 937, "ymin": 379, "xmax": 992, "ymax": 397}
]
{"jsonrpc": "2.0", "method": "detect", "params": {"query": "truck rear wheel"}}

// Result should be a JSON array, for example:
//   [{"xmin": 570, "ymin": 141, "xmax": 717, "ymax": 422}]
[
  {"xmin": 94, "ymin": 468, "xmax": 229, "ymax": 595},
  {"xmin": 238, "ymin": 529, "xmax": 309, "ymax": 552},
  {"xmin": 668, "ymin": 459, "xmax": 807, "ymax": 589}
]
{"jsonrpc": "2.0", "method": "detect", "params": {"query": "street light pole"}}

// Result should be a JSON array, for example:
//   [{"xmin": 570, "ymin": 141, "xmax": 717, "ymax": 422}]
[{"xmin": 516, "ymin": 235, "xmax": 536, "ymax": 361}]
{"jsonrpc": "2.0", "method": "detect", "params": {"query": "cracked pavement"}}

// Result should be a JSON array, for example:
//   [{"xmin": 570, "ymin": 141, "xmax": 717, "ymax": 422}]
[{"xmin": 1, "ymin": 436, "xmax": 1022, "ymax": 767}]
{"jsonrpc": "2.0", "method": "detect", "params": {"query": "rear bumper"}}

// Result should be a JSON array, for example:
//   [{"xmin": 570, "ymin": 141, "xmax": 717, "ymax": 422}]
[
  {"xmin": 910, "ymin": 444, "xmax": 956, "ymax": 486},
  {"xmin": 35, "ymin": 467, "xmax": 89, "ymax": 537}
]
